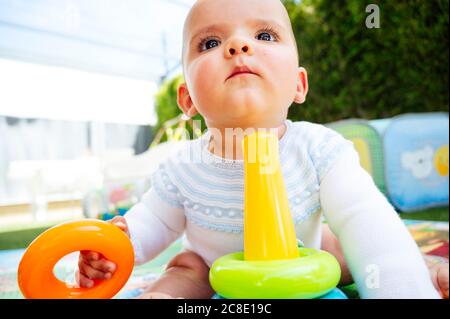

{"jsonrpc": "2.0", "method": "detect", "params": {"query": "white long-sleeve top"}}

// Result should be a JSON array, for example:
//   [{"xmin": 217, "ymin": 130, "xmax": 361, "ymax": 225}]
[{"xmin": 124, "ymin": 120, "xmax": 439, "ymax": 299}]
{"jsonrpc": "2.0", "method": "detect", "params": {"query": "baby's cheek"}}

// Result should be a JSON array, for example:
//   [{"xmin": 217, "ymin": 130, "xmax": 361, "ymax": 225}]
[
  {"xmin": 188, "ymin": 59, "xmax": 221, "ymax": 110},
  {"xmin": 279, "ymin": 54, "xmax": 299, "ymax": 81},
  {"xmin": 264, "ymin": 48, "xmax": 298, "ymax": 83},
  {"xmin": 190, "ymin": 58, "xmax": 218, "ymax": 89}
]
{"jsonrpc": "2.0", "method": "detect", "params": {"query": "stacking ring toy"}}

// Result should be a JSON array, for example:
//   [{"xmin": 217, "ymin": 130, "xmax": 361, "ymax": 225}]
[
  {"xmin": 210, "ymin": 248, "xmax": 340, "ymax": 299},
  {"xmin": 209, "ymin": 132, "xmax": 342, "ymax": 299},
  {"xmin": 18, "ymin": 219, "xmax": 134, "ymax": 299}
]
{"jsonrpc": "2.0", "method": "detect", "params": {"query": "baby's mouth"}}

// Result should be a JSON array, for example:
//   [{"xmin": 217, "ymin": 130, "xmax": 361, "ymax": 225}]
[{"xmin": 226, "ymin": 66, "xmax": 259, "ymax": 81}]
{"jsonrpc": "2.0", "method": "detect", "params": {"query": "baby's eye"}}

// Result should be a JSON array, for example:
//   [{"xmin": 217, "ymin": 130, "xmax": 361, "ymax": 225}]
[
  {"xmin": 199, "ymin": 38, "xmax": 221, "ymax": 52},
  {"xmin": 256, "ymin": 32, "xmax": 276, "ymax": 42}
]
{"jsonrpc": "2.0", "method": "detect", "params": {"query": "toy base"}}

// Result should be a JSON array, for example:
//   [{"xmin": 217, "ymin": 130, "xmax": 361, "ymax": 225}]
[
  {"xmin": 212, "ymin": 288, "xmax": 347, "ymax": 299},
  {"xmin": 317, "ymin": 288, "xmax": 348, "ymax": 299}
]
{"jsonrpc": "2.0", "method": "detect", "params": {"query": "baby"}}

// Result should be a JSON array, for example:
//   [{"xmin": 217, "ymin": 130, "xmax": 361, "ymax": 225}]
[{"xmin": 77, "ymin": 0, "xmax": 448, "ymax": 299}]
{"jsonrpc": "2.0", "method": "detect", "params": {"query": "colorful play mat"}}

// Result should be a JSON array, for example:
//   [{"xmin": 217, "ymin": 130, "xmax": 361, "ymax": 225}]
[{"xmin": 0, "ymin": 220, "xmax": 447, "ymax": 299}]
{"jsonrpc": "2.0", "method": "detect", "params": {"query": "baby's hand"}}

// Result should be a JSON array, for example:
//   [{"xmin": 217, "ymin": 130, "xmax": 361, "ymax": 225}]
[
  {"xmin": 76, "ymin": 216, "xmax": 130, "ymax": 288},
  {"xmin": 432, "ymin": 263, "xmax": 449, "ymax": 299},
  {"xmin": 426, "ymin": 256, "xmax": 449, "ymax": 299}
]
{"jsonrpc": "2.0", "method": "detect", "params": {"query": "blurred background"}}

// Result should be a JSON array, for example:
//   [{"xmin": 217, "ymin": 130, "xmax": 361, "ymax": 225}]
[
  {"xmin": 0, "ymin": 0, "xmax": 448, "ymax": 246},
  {"xmin": 0, "ymin": 0, "xmax": 195, "ymax": 236}
]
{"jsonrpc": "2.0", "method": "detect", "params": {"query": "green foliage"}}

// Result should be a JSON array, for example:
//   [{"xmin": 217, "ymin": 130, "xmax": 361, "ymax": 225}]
[
  {"xmin": 153, "ymin": 74, "xmax": 184, "ymax": 135},
  {"xmin": 153, "ymin": 75, "xmax": 206, "ymax": 142},
  {"xmin": 284, "ymin": 0, "xmax": 449, "ymax": 123}
]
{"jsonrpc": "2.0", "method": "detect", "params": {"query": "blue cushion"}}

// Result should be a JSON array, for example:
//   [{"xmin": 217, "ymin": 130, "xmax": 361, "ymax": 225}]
[{"xmin": 382, "ymin": 113, "xmax": 449, "ymax": 212}]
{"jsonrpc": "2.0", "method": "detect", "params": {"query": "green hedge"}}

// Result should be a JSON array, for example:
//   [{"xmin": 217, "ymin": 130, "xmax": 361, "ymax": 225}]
[{"xmin": 285, "ymin": 0, "xmax": 449, "ymax": 123}]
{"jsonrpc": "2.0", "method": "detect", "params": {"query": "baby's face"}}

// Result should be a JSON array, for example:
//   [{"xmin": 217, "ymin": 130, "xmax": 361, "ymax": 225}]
[{"xmin": 179, "ymin": 0, "xmax": 307, "ymax": 129}]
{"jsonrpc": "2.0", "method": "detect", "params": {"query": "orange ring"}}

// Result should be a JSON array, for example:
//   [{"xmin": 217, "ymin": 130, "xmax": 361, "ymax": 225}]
[{"xmin": 17, "ymin": 219, "xmax": 134, "ymax": 299}]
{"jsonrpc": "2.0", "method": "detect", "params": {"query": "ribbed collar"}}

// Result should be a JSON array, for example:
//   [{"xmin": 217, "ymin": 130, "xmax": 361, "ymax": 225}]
[{"xmin": 199, "ymin": 120, "xmax": 293, "ymax": 170}]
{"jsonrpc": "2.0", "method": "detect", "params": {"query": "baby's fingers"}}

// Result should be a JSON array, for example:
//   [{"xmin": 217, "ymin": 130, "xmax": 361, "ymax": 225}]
[
  {"xmin": 79, "ymin": 260, "xmax": 111, "ymax": 281},
  {"xmin": 89, "ymin": 258, "xmax": 116, "ymax": 274},
  {"xmin": 80, "ymin": 250, "xmax": 100, "ymax": 262},
  {"xmin": 76, "ymin": 270, "xmax": 94, "ymax": 288},
  {"xmin": 109, "ymin": 216, "xmax": 129, "ymax": 236},
  {"xmin": 437, "ymin": 264, "xmax": 449, "ymax": 299}
]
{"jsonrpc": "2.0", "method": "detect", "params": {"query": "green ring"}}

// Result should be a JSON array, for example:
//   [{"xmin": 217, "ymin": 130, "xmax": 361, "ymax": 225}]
[{"xmin": 209, "ymin": 248, "xmax": 341, "ymax": 299}]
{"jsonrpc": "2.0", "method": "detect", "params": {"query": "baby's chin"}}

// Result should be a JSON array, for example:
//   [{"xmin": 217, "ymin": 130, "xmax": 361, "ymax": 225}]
[
  {"xmin": 225, "ymin": 86, "xmax": 268, "ymax": 108},
  {"xmin": 222, "ymin": 92, "xmax": 277, "ymax": 124}
]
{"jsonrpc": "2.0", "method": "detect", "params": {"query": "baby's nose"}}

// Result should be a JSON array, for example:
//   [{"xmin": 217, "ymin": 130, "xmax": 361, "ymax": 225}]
[{"xmin": 225, "ymin": 38, "xmax": 254, "ymax": 58}]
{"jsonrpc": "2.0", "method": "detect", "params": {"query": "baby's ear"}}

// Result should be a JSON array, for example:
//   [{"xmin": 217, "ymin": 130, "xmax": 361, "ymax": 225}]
[
  {"xmin": 293, "ymin": 67, "xmax": 308, "ymax": 104},
  {"xmin": 177, "ymin": 83, "xmax": 198, "ymax": 118}
]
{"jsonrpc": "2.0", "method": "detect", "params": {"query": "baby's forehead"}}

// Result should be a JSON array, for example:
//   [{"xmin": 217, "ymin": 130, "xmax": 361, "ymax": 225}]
[{"xmin": 183, "ymin": 0, "xmax": 293, "ymax": 42}]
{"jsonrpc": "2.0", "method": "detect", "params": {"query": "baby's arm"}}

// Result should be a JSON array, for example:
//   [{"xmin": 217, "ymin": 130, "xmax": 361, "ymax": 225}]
[
  {"xmin": 320, "ymin": 148, "xmax": 440, "ymax": 298},
  {"xmin": 125, "ymin": 185, "xmax": 186, "ymax": 265}
]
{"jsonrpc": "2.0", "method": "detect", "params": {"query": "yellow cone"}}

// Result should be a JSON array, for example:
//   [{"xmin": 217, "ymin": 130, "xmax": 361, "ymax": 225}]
[{"xmin": 243, "ymin": 132, "xmax": 299, "ymax": 261}]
